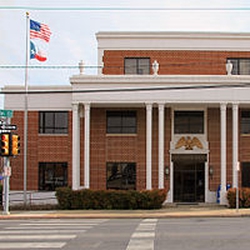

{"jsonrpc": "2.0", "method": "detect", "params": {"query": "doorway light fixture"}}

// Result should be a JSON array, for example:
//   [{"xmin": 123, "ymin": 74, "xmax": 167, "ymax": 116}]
[
  {"xmin": 165, "ymin": 166, "xmax": 170, "ymax": 175},
  {"xmin": 209, "ymin": 166, "xmax": 214, "ymax": 176}
]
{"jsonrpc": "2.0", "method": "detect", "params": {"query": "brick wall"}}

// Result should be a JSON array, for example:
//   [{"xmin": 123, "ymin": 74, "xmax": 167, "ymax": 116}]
[
  {"xmin": 8, "ymin": 106, "xmax": 250, "ymax": 192},
  {"xmin": 8, "ymin": 49, "xmax": 250, "ymax": 192},
  {"xmin": 9, "ymin": 111, "xmax": 72, "ymax": 190},
  {"xmin": 88, "ymin": 107, "xmax": 170, "ymax": 191},
  {"xmin": 102, "ymin": 50, "xmax": 250, "ymax": 75}
]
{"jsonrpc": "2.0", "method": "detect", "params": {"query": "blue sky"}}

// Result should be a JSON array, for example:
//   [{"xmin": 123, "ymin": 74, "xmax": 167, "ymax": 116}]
[{"xmin": 1, "ymin": 0, "xmax": 250, "ymax": 87}]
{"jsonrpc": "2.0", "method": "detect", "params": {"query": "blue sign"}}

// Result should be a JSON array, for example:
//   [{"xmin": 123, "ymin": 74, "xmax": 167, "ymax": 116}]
[{"xmin": 0, "ymin": 175, "xmax": 4, "ymax": 180}]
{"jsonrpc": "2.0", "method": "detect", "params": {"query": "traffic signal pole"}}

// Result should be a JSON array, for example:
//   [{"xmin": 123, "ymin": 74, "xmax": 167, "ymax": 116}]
[
  {"xmin": 0, "ymin": 112, "xmax": 19, "ymax": 215},
  {"xmin": 2, "ymin": 117, "xmax": 11, "ymax": 215},
  {"xmin": 3, "ymin": 156, "xmax": 10, "ymax": 215}
]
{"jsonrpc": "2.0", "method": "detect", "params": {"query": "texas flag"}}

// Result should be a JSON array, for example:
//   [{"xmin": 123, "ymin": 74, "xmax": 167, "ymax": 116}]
[
  {"xmin": 30, "ymin": 19, "xmax": 52, "ymax": 62},
  {"xmin": 30, "ymin": 40, "xmax": 47, "ymax": 62}
]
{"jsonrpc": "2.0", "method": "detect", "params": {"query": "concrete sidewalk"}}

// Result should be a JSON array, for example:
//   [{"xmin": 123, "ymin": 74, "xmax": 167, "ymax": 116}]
[{"xmin": 1, "ymin": 206, "xmax": 250, "ymax": 219}]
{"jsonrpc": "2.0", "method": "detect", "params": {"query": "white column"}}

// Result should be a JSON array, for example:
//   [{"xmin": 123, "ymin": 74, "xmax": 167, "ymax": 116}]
[
  {"xmin": 205, "ymin": 161, "xmax": 209, "ymax": 202},
  {"xmin": 170, "ymin": 161, "xmax": 174, "ymax": 203},
  {"xmin": 232, "ymin": 103, "xmax": 239, "ymax": 188},
  {"xmin": 146, "ymin": 103, "xmax": 153, "ymax": 190},
  {"xmin": 84, "ymin": 103, "xmax": 90, "ymax": 189},
  {"xmin": 72, "ymin": 103, "xmax": 80, "ymax": 190},
  {"xmin": 220, "ymin": 103, "xmax": 227, "ymax": 205},
  {"xmin": 158, "ymin": 103, "xmax": 165, "ymax": 189}
]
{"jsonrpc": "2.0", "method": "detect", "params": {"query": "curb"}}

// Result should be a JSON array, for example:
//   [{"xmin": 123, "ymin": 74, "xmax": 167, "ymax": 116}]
[{"xmin": 1, "ymin": 209, "xmax": 250, "ymax": 220}]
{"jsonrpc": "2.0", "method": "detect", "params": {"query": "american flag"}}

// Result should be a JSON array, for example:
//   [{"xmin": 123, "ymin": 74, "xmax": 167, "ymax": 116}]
[{"xmin": 30, "ymin": 19, "xmax": 51, "ymax": 43}]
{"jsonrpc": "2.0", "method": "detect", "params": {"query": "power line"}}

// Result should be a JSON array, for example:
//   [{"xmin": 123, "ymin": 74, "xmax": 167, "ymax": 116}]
[
  {"xmin": 0, "ymin": 65, "xmax": 100, "ymax": 69},
  {"xmin": 0, "ymin": 61, "xmax": 224, "ymax": 69},
  {"xmin": 1, "ymin": 6, "xmax": 250, "ymax": 11},
  {"xmin": 2, "ymin": 82, "xmax": 250, "ymax": 95}
]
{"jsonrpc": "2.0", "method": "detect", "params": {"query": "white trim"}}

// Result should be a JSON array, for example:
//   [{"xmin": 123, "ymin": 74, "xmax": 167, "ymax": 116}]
[
  {"xmin": 205, "ymin": 161, "xmax": 209, "ymax": 203},
  {"xmin": 171, "ymin": 106, "xmax": 207, "ymax": 139},
  {"xmin": 220, "ymin": 103, "xmax": 227, "ymax": 205},
  {"xmin": 84, "ymin": 103, "xmax": 91, "ymax": 189},
  {"xmin": 96, "ymin": 31, "xmax": 250, "ymax": 52},
  {"xmin": 170, "ymin": 160, "xmax": 174, "ymax": 203},
  {"xmin": 170, "ymin": 154, "xmax": 209, "ymax": 203},
  {"xmin": 158, "ymin": 103, "xmax": 165, "ymax": 189},
  {"xmin": 146, "ymin": 103, "xmax": 153, "ymax": 190},
  {"xmin": 232, "ymin": 103, "xmax": 239, "ymax": 188},
  {"xmin": 72, "ymin": 103, "xmax": 80, "ymax": 190}
]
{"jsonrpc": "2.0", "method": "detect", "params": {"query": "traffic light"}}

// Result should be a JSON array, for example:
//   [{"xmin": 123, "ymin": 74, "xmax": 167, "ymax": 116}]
[
  {"xmin": 11, "ymin": 134, "xmax": 20, "ymax": 156},
  {"xmin": 0, "ymin": 133, "xmax": 10, "ymax": 156}
]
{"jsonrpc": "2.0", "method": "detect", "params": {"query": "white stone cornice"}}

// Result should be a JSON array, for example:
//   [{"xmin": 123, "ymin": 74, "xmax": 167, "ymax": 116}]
[
  {"xmin": 70, "ymin": 75, "xmax": 250, "ymax": 87},
  {"xmin": 96, "ymin": 31, "xmax": 250, "ymax": 52},
  {"xmin": 96, "ymin": 31, "xmax": 250, "ymax": 40}
]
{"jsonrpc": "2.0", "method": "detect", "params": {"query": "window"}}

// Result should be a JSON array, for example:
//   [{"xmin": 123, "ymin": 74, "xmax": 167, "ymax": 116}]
[
  {"xmin": 241, "ymin": 110, "xmax": 250, "ymax": 134},
  {"xmin": 38, "ymin": 162, "xmax": 68, "ymax": 191},
  {"xmin": 124, "ymin": 58, "xmax": 150, "ymax": 75},
  {"xmin": 242, "ymin": 162, "xmax": 250, "ymax": 187},
  {"xmin": 107, "ymin": 111, "xmax": 137, "ymax": 134},
  {"xmin": 229, "ymin": 59, "xmax": 250, "ymax": 75},
  {"xmin": 174, "ymin": 111, "xmax": 204, "ymax": 134},
  {"xmin": 39, "ymin": 111, "xmax": 68, "ymax": 134},
  {"xmin": 107, "ymin": 162, "xmax": 136, "ymax": 190}
]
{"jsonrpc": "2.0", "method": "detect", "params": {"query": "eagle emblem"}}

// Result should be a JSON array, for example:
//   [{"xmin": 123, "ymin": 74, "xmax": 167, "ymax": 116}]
[{"xmin": 175, "ymin": 136, "xmax": 203, "ymax": 150}]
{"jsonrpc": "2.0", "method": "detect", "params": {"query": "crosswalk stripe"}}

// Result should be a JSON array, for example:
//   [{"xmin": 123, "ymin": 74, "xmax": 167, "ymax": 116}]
[
  {"xmin": 142, "ymin": 219, "xmax": 158, "ymax": 223},
  {"xmin": 20, "ymin": 223, "xmax": 98, "ymax": 226},
  {"xmin": 126, "ymin": 219, "xmax": 158, "ymax": 250},
  {"xmin": 0, "ymin": 230, "xmax": 86, "ymax": 234},
  {"xmin": 0, "ymin": 242, "xmax": 66, "ymax": 249},
  {"xmin": 6, "ymin": 226, "xmax": 92, "ymax": 230},
  {"xmin": 0, "ymin": 235, "xmax": 76, "ymax": 240},
  {"xmin": 1, "ymin": 219, "xmax": 108, "ymax": 249},
  {"xmin": 137, "ymin": 224, "xmax": 156, "ymax": 231},
  {"xmin": 126, "ymin": 239, "xmax": 154, "ymax": 250},
  {"xmin": 132, "ymin": 232, "xmax": 155, "ymax": 238}
]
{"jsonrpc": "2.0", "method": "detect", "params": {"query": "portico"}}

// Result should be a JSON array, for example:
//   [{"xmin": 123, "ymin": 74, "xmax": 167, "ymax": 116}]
[{"xmin": 70, "ymin": 74, "xmax": 247, "ymax": 204}]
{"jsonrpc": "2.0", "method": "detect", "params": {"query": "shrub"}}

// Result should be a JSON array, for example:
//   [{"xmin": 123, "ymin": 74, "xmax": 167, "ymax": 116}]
[
  {"xmin": 56, "ymin": 188, "xmax": 167, "ymax": 210},
  {"xmin": 55, "ymin": 186, "xmax": 72, "ymax": 209},
  {"xmin": 227, "ymin": 187, "xmax": 250, "ymax": 208}
]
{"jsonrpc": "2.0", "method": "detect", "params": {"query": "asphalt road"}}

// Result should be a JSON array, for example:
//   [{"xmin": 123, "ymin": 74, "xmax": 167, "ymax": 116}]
[{"xmin": 0, "ymin": 217, "xmax": 249, "ymax": 250}]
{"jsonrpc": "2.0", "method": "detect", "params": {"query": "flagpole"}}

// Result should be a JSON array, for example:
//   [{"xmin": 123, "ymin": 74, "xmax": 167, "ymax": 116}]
[{"xmin": 23, "ymin": 12, "xmax": 29, "ymax": 206}]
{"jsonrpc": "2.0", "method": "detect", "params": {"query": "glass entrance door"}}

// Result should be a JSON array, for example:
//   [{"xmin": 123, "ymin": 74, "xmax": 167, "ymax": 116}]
[{"xmin": 173, "ymin": 154, "xmax": 205, "ymax": 203}]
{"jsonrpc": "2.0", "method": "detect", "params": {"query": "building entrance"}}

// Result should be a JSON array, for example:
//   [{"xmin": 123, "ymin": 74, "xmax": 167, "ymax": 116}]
[{"xmin": 173, "ymin": 154, "xmax": 206, "ymax": 203}]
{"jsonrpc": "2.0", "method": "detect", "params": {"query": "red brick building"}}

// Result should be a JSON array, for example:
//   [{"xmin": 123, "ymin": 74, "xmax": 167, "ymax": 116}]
[{"xmin": 4, "ymin": 32, "xmax": 250, "ymax": 204}]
